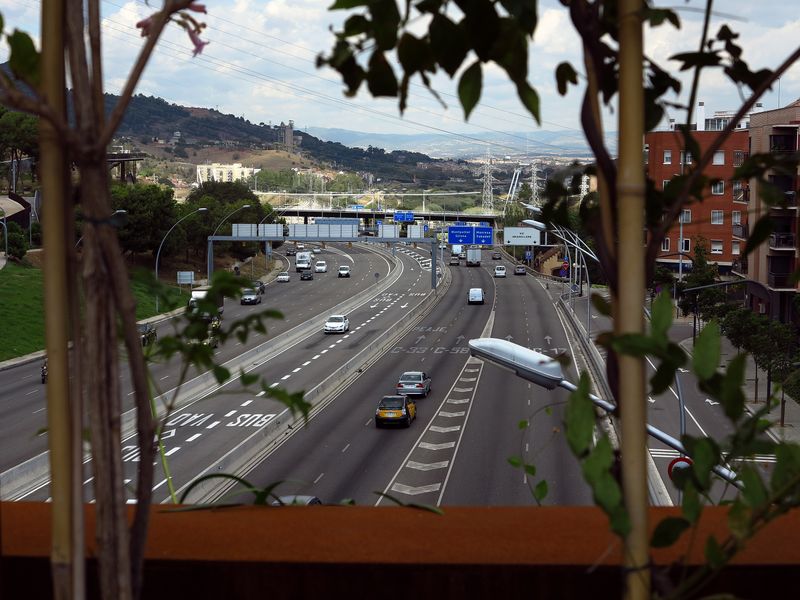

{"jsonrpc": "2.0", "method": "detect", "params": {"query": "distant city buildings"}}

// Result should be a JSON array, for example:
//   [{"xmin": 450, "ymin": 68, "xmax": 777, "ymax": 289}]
[{"xmin": 196, "ymin": 162, "xmax": 261, "ymax": 184}]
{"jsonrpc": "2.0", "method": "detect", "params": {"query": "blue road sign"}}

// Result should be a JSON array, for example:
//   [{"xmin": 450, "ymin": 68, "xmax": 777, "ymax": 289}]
[
  {"xmin": 474, "ymin": 227, "xmax": 494, "ymax": 245},
  {"xmin": 479, "ymin": 221, "xmax": 490, "ymax": 227},
  {"xmin": 424, "ymin": 224, "xmax": 429, "ymax": 232},
  {"xmin": 393, "ymin": 211, "xmax": 415, "ymax": 222},
  {"xmin": 348, "ymin": 204, "xmax": 365, "ymax": 210},
  {"xmin": 448, "ymin": 226, "xmax": 475, "ymax": 244},
  {"xmin": 453, "ymin": 221, "xmax": 466, "ymax": 226},
  {"xmin": 376, "ymin": 219, "xmax": 383, "ymax": 226},
  {"xmin": 525, "ymin": 250, "xmax": 532, "ymax": 260}
]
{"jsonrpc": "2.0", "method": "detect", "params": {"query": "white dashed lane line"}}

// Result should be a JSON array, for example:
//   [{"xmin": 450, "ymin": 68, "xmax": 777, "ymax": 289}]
[
  {"xmin": 281, "ymin": 375, "xmax": 291, "ymax": 380},
  {"xmin": 225, "ymin": 410, "xmax": 237, "ymax": 417},
  {"xmin": 186, "ymin": 434, "xmax": 202, "ymax": 442},
  {"xmin": 292, "ymin": 367, "xmax": 302, "ymax": 373},
  {"xmin": 302, "ymin": 361, "xmax": 311, "ymax": 366}
]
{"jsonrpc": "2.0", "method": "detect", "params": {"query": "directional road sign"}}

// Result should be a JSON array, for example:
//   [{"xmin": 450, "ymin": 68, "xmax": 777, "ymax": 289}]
[
  {"xmin": 447, "ymin": 226, "xmax": 475, "ymax": 244},
  {"xmin": 474, "ymin": 226, "xmax": 493, "ymax": 245},
  {"xmin": 393, "ymin": 211, "xmax": 415, "ymax": 222}
]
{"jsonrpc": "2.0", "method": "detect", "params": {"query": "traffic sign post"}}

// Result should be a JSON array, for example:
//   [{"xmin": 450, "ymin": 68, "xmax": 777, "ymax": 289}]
[{"xmin": 667, "ymin": 456, "xmax": 693, "ymax": 482}]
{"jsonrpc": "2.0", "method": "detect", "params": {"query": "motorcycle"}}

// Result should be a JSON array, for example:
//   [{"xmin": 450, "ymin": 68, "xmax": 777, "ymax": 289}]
[{"xmin": 41, "ymin": 361, "xmax": 48, "ymax": 384}]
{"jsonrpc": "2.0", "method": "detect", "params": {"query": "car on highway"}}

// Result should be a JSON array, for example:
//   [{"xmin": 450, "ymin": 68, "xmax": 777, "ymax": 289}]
[
  {"xmin": 468, "ymin": 288, "xmax": 485, "ymax": 305},
  {"xmin": 296, "ymin": 243, "xmax": 305, "ymax": 250},
  {"xmin": 312, "ymin": 247, "xmax": 321, "ymax": 254},
  {"xmin": 251, "ymin": 280, "xmax": 266, "ymax": 295},
  {"xmin": 338, "ymin": 265, "xmax": 351, "ymax": 278},
  {"xmin": 314, "ymin": 260, "xmax": 328, "ymax": 273},
  {"xmin": 375, "ymin": 395, "xmax": 417, "ymax": 428},
  {"xmin": 494, "ymin": 265, "xmax": 507, "ymax": 278},
  {"xmin": 492, "ymin": 251, "xmax": 502, "ymax": 260},
  {"xmin": 137, "ymin": 323, "xmax": 157, "ymax": 347},
  {"xmin": 203, "ymin": 329, "xmax": 219, "ymax": 348},
  {"xmin": 449, "ymin": 256, "xmax": 459, "ymax": 266},
  {"xmin": 240, "ymin": 288, "xmax": 261, "ymax": 305},
  {"xmin": 285, "ymin": 247, "xmax": 297, "ymax": 256},
  {"xmin": 396, "ymin": 371, "xmax": 431, "ymax": 397},
  {"xmin": 514, "ymin": 265, "xmax": 527, "ymax": 275},
  {"xmin": 323, "ymin": 314, "xmax": 349, "ymax": 334},
  {"xmin": 276, "ymin": 271, "xmax": 290, "ymax": 282},
  {"xmin": 300, "ymin": 270, "xmax": 314, "ymax": 281}
]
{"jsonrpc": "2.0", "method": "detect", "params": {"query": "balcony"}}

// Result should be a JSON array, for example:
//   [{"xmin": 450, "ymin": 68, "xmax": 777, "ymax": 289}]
[
  {"xmin": 731, "ymin": 257, "xmax": 748, "ymax": 276},
  {"xmin": 769, "ymin": 232, "xmax": 796, "ymax": 250},
  {"xmin": 732, "ymin": 223, "xmax": 748, "ymax": 239},
  {"xmin": 769, "ymin": 271, "xmax": 796, "ymax": 289},
  {"xmin": 733, "ymin": 188, "xmax": 749, "ymax": 204}
]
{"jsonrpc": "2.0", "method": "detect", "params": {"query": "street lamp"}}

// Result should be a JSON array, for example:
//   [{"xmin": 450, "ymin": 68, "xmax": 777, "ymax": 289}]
[
  {"xmin": 258, "ymin": 206, "xmax": 283, "ymax": 272},
  {"xmin": 0, "ymin": 207, "xmax": 8, "ymax": 261},
  {"xmin": 208, "ymin": 204, "xmax": 251, "ymax": 280},
  {"xmin": 155, "ymin": 207, "xmax": 208, "ymax": 313},
  {"xmin": 468, "ymin": 337, "xmax": 741, "ymax": 487}
]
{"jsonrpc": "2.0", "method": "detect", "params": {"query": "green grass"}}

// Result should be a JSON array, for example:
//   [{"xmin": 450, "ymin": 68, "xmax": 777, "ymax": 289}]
[{"xmin": 0, "ymin": 262, "xmax": 189, "ymax": 361}]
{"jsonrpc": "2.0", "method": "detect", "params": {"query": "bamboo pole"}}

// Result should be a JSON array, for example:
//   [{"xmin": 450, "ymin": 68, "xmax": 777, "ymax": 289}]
[
  {"xmin": 40, "ymin": 1, "xmax": 77, "ymax": 598},
  {"xmin": 617, "ymin": 1, "xmax": 650, "ymax": 599}
]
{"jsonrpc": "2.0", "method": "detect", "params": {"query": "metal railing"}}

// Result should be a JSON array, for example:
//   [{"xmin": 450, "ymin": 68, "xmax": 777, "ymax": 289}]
[
  {"xmin": 732, "ymin": 223, "xmax": 749, "ymax": 239},
  {"xmin": 768, "ymin": 271, "xmax": 795, "ymax": 289},
  {"xmin": 769, "ymin": 232, "xmax": 796, "ymax": 249}
]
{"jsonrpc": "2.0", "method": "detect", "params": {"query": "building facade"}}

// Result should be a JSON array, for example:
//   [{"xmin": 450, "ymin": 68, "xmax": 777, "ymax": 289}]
[
  {"xmin": 646, "ymin": 127, "xmax": 749, "ymax": 274},
  {"xmin": 196, "ymin": 163, "xmax": 261, "ymax": 184},
  {"xmin": 746, "ymin": 100, "xmax": 800, "ymax": 322}
]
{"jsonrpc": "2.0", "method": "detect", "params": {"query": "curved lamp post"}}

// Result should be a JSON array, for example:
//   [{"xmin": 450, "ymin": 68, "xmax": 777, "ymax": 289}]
[
  {"xmin": 0, "ymin": 207, "xmax": 8, "ymax": 261},
  {"xmin": 155, "ymin": 207, "xmax": 208, "ymax": 313},
  {"xmin": 207, "ymin": 204, "xmax": 251, "ymax": 280}
]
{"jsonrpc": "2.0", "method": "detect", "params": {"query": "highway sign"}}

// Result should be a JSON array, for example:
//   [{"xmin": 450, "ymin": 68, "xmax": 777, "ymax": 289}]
[
  {"xmin": 479, "ymin": 221, "xmax": 490, "ymax": 227},
  {"xmin": 447, "ymin": 226, "xmax": 475, "ymax": 244},
  {"xmin": 474, "ymin": 227, "xmax": 493, "ymax": 245},
  {"xmin": 348, "ymin": 204, "xmax": 365, "ymax": 210},
  {"xmin": 393, "ymin": 211, "xmax": 415, "ymax": 222},
  {"xmin": 424, "ymin": 224, "xmax": 429, "ymax": 232},
  {"xmin": 525, "ymin": 250, "xmax": 532, "ymax": 260},
  {"xmin": 376, "ymin": 220, "xmax": 383, "ymax": 226}
]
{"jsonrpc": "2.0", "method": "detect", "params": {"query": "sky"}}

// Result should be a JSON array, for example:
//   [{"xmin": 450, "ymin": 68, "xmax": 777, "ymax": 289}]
[{"xmin": 1, "ymin": 0, "xmax": 799, "ymax": 147}]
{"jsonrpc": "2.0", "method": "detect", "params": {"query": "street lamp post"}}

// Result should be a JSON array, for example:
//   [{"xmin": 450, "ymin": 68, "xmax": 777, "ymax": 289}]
[
  {"xmin": 207, "ymin": 204, "xmax": 251, "ymax": 280},
  {"xmin": 155, "ymin": 207, "xmax": 208, "ymax": 313},
  {"xmin": 0, "ymin": 207, "xmax": 7, "ymax": 261}
]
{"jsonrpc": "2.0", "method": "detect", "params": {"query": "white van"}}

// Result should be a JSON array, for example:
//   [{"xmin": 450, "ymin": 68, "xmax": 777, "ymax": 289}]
[{"xmin": 467, "ymin": 288, "xmax": 485, "ymax": 305}]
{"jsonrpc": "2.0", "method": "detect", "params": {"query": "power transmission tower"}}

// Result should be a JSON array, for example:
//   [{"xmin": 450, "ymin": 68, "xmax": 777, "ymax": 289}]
[
  {"xmin": 530, "ymin": 160, "xmax": 544, "ymax": 207},
  {"xmin": 481, "ymin": 149, "xmax": 494, "ymax": 212},
  {"xmin": 579, "ymin": 174, "xmax": 589, "ymax": 201}
]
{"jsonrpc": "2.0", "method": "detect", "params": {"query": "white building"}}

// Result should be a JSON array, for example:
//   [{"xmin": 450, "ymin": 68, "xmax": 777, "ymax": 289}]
[{"xmin": 196, "ymin": 163, "xmax": 261, "ymax": 184}]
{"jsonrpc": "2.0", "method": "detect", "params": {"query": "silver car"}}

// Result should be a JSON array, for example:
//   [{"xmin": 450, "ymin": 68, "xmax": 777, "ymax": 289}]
[{"xmin": 395, "ymin": 371, "xmax": 431, "ymax": 397}]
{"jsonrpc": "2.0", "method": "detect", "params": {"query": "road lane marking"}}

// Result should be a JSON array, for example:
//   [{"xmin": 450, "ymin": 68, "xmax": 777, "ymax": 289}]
[
  {"xmin": 186, "ymin": 433, "xmax": 202, "ymax": 442},
  {"xmin": 256, "ymin": 390, "xmax": 266, "ymax": 397},
  {"xmin": 446, "ymin": 399, "xmax": 469, "ymax": 405},
  {"xmin": 406, "ymin": 460, "xmax": 449, "ymax": 471},
  {"xmin": 292, "ymin": 367, "xmax": 301, "ymax": 373},
  {"xmin": 314, "ymin": 473, "xmax": 324, "ymax": 484},
  {"xmin": 160, "ymin": 375, "xmax": 169, "ymax": 380},
  {"xmin": 270, "ymin": 382, "xmax": 279, "ymax": 388},
  {"xmin": 390, "ymin": 483, "xmax": 441, "ymax": 495},
  {"xmin": 281, "ymin": 375, "xmax": 291, "ymax": 380},
  {"xmin": 321, "ymin": 349, "xmax": 328, "ymax": 354},
  {"xmin": 241, "ymin": 400, "xmax": 253, "ymax": 407},
  {"xmin": 341, "ymin": 443, "xmax": 350, "ymax": 453},
  {"xmin": 302, "ymin": 361, "xmax": 311, "ymax": 366},
  {"xmin": 25, "ymin": 390, "xmax": 38, "ymax": 396},
  {"xmin": 33, "ymin": 407, "xmax": 45, "ymax": 414},
  {"xmin": 418, "ymin": 442, "xmax": 456, "ymax": 450},
  {"xmin": 224, "ymin": 410, "xmax": 237, "ymax": 417},
  {"xmin": 438, "ymin": 411, "xmax": 466, "ymax": 418},
  {"xmin": 312, "ymin": 354, "xmax": 321, "ymax": 359},
  {"xmin": 152, "ymin": 479, "xmax": 168, "ymax": 491},
  {"xmin": 453, "ymin": 387, "xmax": 473, "ymax": 392},
  {"xmin": 459, "ymin": 378, "xmax": 477, "ymax": 382},
  {"xmin": 429, "ymin": 425, "xmax": 461, "ymax": 433},
  {"xmin": 164, "ymin": 447, "xmax": 180, "ymax": 456},
  {"xmin": 206, "ymin": 421, "xmax": 220, "ymax": 429}
]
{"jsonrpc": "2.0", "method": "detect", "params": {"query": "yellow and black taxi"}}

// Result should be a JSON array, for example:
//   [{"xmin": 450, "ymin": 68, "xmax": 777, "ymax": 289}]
[{"xmin": 375, "ymin": 395, "xmax": 417, "ymax": 428}]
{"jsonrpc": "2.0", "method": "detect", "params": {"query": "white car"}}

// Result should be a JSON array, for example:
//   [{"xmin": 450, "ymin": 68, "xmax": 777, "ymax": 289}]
[
  {"xmin": 468, "ymin": 288, "xmax": 485, "ymax": 305},
  {"xmin": 324, "ymin": 314, "xmax": 349, "ymax": 334},
  {"xmin": 338, "ymin": 265, "xmax": 351, "ymax": 278},
  {"xmin": 315, "ymin": 260, "xmax": 328, "ymax": 273},
  {"xmin": 312, "ymin": 247, "xmax": 321, "ymax": 254},
  {"xmin": 276, "ymin": 271, "xmax": 290, "ymax": 282},
  {"xmin": 494, "ymin": 265, "xmax": 507, "ymax": 278}
]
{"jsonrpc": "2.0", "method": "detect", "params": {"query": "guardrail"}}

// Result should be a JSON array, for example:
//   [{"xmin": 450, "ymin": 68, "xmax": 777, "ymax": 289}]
[{"xmin": 0, "ymin": 243, "xmax": 405, "ymax": 500}]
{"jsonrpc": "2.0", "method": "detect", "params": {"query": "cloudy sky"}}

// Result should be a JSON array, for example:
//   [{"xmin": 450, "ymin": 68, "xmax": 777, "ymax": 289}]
[{"xmin": 1, "ymin": 0, "xmax": 798, "ymax": 148}]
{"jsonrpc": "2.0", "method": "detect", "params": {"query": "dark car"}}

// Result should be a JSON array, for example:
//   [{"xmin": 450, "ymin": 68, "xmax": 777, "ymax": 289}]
[
  {"xmin": 240, "ymin": 288, "xmax": 261, "ymax": 305},
  {"xmin": 285, "ymin": 247, "xmax": 297, "ymax": 256},
  {"xmin": 492, "ymin": 251, "xmax": 502, "ymax": 260},
  {"xmin": 137, "ymin": 323, "xmax": 157, "ymax": 347},
  {"xmin": 300, "ymin": 270, "xmax": 314, "ymax": 281},
  {"xmin": 514, "ymin": 265, "xmax": 527, "ymax": 275},
  {"xmin": 251, "ymin": 280, "xmax": 266, "ymax": 295},
  {"xmin": 375, "ymin": 395, "xmax": 417, "ymax": 428}
]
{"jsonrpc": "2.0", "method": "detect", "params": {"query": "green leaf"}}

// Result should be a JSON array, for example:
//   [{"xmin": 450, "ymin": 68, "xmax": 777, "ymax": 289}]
[
  {"xmin": 670, "ymin": 50, "xmax": 722, "ymax": 71},
  {"xmin": 682, "ymin": 483, "xmax": 702, "ymax": 524},
  {"xmin": 650, "ymin": 361, "xmax": 676, "ymax": 395},
  {"xmin": 515, "ymin": 80, "xmax": 540, "ymax": 123},
  {"xmin": 704, "ymin": 535, "xmax": 726, "ymax": 569},
  {"xmin": 212, "ymin": 365, "xmax": 230, "ymax": 384},
  {"xmin": 727, "ymin": 501, "xmax": 751, "ymax": 541},
  {"xmin": 518, "ymin": 419, "xmax": 529, "ymax": 430},
  {"xmin": 329, "ymin": 0, "xmax": 371, "ymax": 8},
  {"xmin": 590, "ymin": 293, "xmax": 611, "ymax": 317},
  {"xmin": 687, "ymin": 437, "xmax": 719, "ymax": 490},
  {"xmin": 693, "ymin": 321, "xmax": 721, "ymax": 380},
  {"xmin": 239, "ymin": 370, "xmax": 259, "ymax": 387},
  {"xmin": 368, "ymin": 0, "xmax": 400, "ymax": 50},
  {"xmin": 429, "ymin": 14, "xmax": 468, "ymax": 77},
  {"xmin": 719, "ymin": 354, "xmax": 746, "ymax": 421},
  {"xmin": 565, "ymin": 373, "xmax": 594, "ymax": 456},
  {"xmin": 555, "ymin": 62, "xmax": 578, "ymax": 96},
  {"xmin": 458, "ymin": 61, "xmax": 482, "ymax": 121},
  {"xmin": 771, "ymin": 443, "xmax": 800, "ymax": 491},
  {"xmin": 650, "ymin": 516, "xmax": 690, "ymax": 548},
  {"xmin": 342, "ymin": 14, "xmax": 370, "ymax": 37},
  {"xmin": 7, "ymin": 29, "xmax": 40, "ymax": 86},
  {"xmin": 507, "ymin": 455, "xmax": 522, "ymax": 468},
  {"xmin": 533, "ymin": 479, "xmax": 548, "ymax": 501},
  {"xmin": 739, "ymin": 467, "xmax": 768, "ymax": 508},
  {"xmin": 366, "ymin": 50, "xmax": 398, "ymax": 97},
  {"xmin": 650, "ymin": 291, "xmax": 673, "ymax": 340},
  {"xmin": 523, "ymin": 463, "xmax": 537, "ymax": 477},
  {"xmin": 743, "ymin": 215, "xmax": 773, "ymax": 259},
  {"xmin": 643, "ymin": 7, "xmax": 680, "ymax": 28},
  {"xmin": 611, "ymin": 333, "xmax": 662, "ymax": 357},
  {"xmin": 397, "ymin": 32, "xmax": 431, "ymax": 74}
]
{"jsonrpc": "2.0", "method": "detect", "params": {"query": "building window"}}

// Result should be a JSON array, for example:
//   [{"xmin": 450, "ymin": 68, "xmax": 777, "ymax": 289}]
[
  {"xmin": 732, "ymin": 211, "xmax": 741, "ymax": 225},
  {"xmin": 733, "ymin": 150, "xmax": 747, "ymax": 166},
  {"xmin": 711, "ymin": 240, "xmax": 723, "ymax": 254},
  {"xmin": 680, "ymin": 209, "xmax": 691, "ymax": 224},
  {"xmin": 732, "ymin": 241, "xmax": 741, "ymax": 255},
  {"xmin": 712, "ymin": 150, "xmax": 725, "ymax": 165},
  {"xmin": 682, "ymin": 238, "xmax": 691, "ymax": 253},
  {"xmin": 661, "ymin": 237, "xmax": 670, "ymax": 252},
  {"xmin": 732, "ymin": 180, "xmax": 744, "ymax": 201},
  {"xmin": 680, "ymin": 151, "xmax": 692, "ymax": 165},
  {"xmin": 643, "ymin": 145, "xmax": 649, "ymax": 165},
  {"xmin": 711, "ymin": 181, "xmax": 725, "ymax": 195},
  {"xmin": 663, "ymin": 149, "xmax": 672, "ymax": 165},
  {"xmin": 711, "ymin": 210, "xmax": 724, "ymax": 225},
  {"xmin": 662, "ymin": 179, "xmax": 672, "ymax": 191}
]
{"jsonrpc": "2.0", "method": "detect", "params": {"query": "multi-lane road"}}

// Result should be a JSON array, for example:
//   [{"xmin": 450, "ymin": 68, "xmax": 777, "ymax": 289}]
[{"xmin": 9, "ymin": 243, "xmax": 754, "ymax": 508}]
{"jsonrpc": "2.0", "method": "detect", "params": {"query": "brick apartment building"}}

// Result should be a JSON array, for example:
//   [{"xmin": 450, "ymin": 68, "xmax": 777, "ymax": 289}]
[
  {"xmin": 646, "ymin": 114, "xmax": 750, "ymax": 275},
  {"xmin": 745, "ymin": 99, "xmax": 800, "ymax": 322}
]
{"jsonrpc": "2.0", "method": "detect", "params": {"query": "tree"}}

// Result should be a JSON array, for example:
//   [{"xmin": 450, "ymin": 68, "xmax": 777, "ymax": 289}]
[
  {"xmin": 110, "ymin": 183, "xmax": 178, "ymax": 257},
  {"xmin": 0, "ymin": 109, "xmax": 39, "ymax": 192},
  {"xmin": 187, "ymin": 180, "xmax": 258, "ymax": 206},
  {"xmin": 319, "ymin": 2, "xmax": 800, "ymax": 598},
  {"xmin": 677, "ymin": 238, "xmax": 723, "ymax": 320},
  {"xmin": 6, "ymin": 229, "xmax": 28, "ymax": 260}
]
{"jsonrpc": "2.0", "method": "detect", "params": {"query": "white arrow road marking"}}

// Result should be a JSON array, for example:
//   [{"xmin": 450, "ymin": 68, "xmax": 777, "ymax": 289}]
[
  {"xmin": 705, "ymin": 398, "xmax": 720, "ymax": 406},
  {"xmin": 447, "ymin": 399, "xmax": 470, "ymax": 404},
  {"xmin": 464, "ymin": 368, "xmax": 479, "ymax": 373},
  {"xmin": 544, "ymin": 336, "xmax": 552, "ymax": 344},
  {"xmin": 429, "ymin": 425, "xmax": 461, "ymax": 433},
  {"xmin": 648, "ymin": 396, "xmax": 655, "ymax": 404},
  {"xmin": 459, "ymin": 378, "xmax": 477, "ymax": 382},
  {"xmin": 406, "ymin": 460, "xmax": 449, "ymax": 471},
  {"xmin": 401, "ymin": 303, "xmax": 408, "ymax": 308},
  {"xmin": 453, "ymin": 387, "xmax": 473, "ymax": 392},
  {"xmin": 419, "ymin": 441, "xmax": 456, "ymax": 450},
  {"xmin": 439, "ymin": 411, "xmax": 466, "ymax": 418},
  {"xmin": 391, "ymin": 483, "xmax": 442, "ymax": 495},
  {"xmin": 370, "ymin": 304, "xmax": 378, "ymax": 308}
]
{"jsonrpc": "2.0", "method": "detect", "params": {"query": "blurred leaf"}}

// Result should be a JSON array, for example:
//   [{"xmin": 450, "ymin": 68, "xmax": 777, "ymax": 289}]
[
  {"xmin": 771, "ymin": 443, "xmax": 800, "ymax": 491},
  {"xmin": 682, "ymin": 483, "xmax": 702, "ymax": 524},
  {"xmin": 515, "ymin": 80, "xmax": 540, "ymax": 123},
  {"xmin": 366, "ymin": 50, "xmax": 398, "ymax": 97},
  {"xmin": 651, "ymin": 516, "xmax": 690, "ymax": 548},
  {"xmin": 565, "ymin": 373, "xmax": 594, "ymax": 456},
  {"xmin": 534, "ymin": 479, "xmax": 548, "ymax": 501},
  {"xmin": 524, "ymin": 463, "xmax": 537, "ymax": 477},
  {"xmin": 397, "ymin": 32, "xmax": 431, "ymax": 74},
  {"xmin": 329, "ymin": 0, "xmax": 371, "ymax": 8},
  {"xmin": 739, "ymin": 467, "xmax": 768, "ymax": 508},
  {"xmin": 458, "ymin": 61, "xmax": 482, "ymax": 120},
  {"xmin": 650, "ymin": 361, "xmax": 676, "ymax": 395},
  {"xmin": 743, "ymin": 216, "xmax": 773, "ymax": 259},
  {"xmin": 719, "ymin": 354, "xmax": 746, "ymax": 421},
  {"xmin": 518, "ymin": 419, "xmax": 529, "ymax": 430},
  {"xmin": 650, "ymin": 292, "xmax": 673, "ymax": 341},
  {"xmin": 212, "ymin": 365, "xmax": 230, "ymax": 384},
  {"xmin": 727, "ymin": 502, "xmax": 751, "ymax": 541},
  {"xmin": 693, "ymin": 321, "xmax": 721, "ymax": 380},
  {"xmin": 705, "ymin": 535, "xmax": 726, "ymax": 569},
  {"xmin": 429, "ymin": 14, "xmax": 468, "ymax": 77},
  {"xmin": 611, "ymin": 333, "xmax": 662, "ymax": 357},
  {"xmin": 555, "ymin": 62, "xmax": 578, "ymax": 95},
  {"xmin": 239, "ymin": 369, "xmax": 259, "ymax": 387},
  {"xmin": 590, "ymin": 293, "xmax": 611, "ymax": 317},
  {"xmin": 507, "ymin": 455, "xmax": 522, "ymax": 468},
  {"xmin": 687, "ymin": 437, "xmax": 719, "ymax": 490},
  {"xmin": 7, "ymin": 29, "xmax": 40, "ymax": 86}
]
